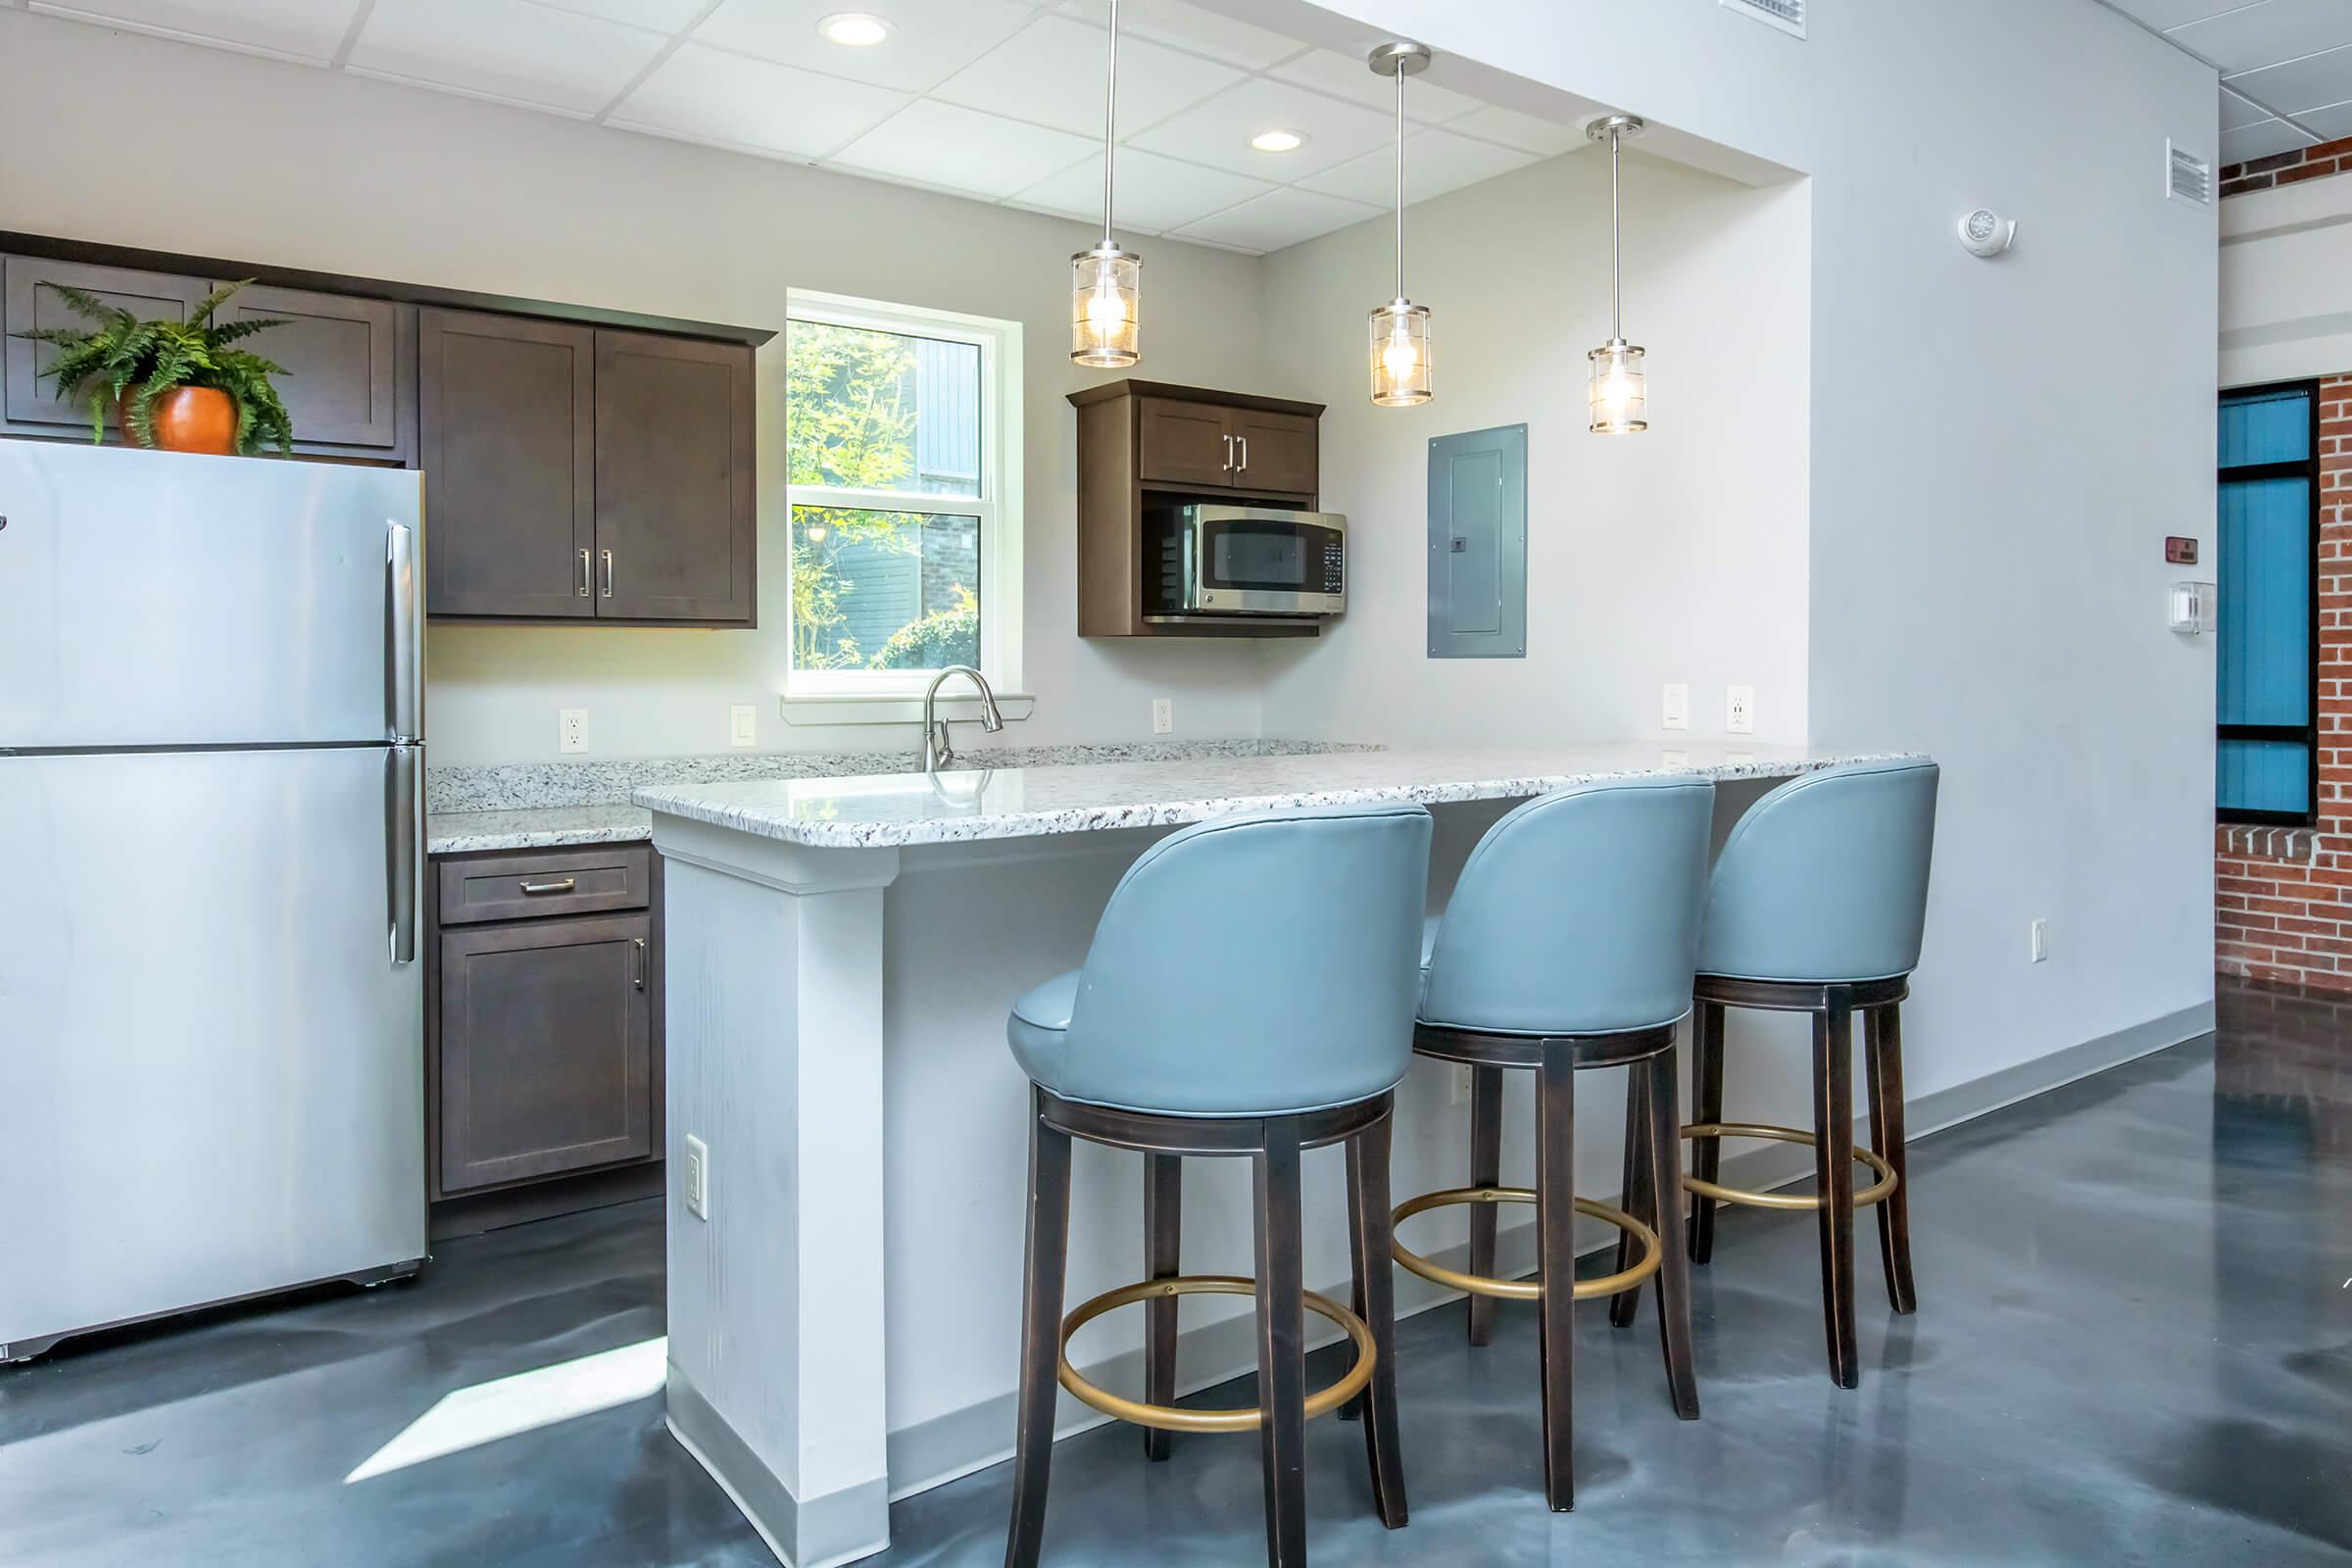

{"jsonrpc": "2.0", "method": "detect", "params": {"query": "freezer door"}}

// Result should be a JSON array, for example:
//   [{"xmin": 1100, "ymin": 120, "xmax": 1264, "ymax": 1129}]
[
  {"xmin": 0, "ymin": 442, "xmax": 423, "ymax": 750},
  {"xmin": 0, "ymin": 747, "xmax": 426, "ymax": 1349}
]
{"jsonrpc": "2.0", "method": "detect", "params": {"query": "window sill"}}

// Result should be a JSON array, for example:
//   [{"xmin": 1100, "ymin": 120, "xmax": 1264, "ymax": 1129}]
[{"xmin": 778, "ymin": 690, "xmax": 1037, "ymax": 728}]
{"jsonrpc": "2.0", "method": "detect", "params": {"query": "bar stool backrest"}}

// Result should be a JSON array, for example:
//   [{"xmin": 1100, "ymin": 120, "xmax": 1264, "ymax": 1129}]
[
  {"xmin": 1697, "ymin": 759, "xmax": 1940, "ymax": 984},
  {"xmin": 1065, "ymin": 802, "xmax": 1434, "ymax": 1116},
  {"xmin": 1422, "ymin": 775, "xmax": 1716, "ymax": 1037}
]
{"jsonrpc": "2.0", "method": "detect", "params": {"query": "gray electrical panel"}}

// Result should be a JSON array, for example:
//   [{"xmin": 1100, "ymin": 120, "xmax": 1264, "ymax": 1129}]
[{"xmin": 1427, "ymin": 423, "xmax": 1527, "ymax": 659}]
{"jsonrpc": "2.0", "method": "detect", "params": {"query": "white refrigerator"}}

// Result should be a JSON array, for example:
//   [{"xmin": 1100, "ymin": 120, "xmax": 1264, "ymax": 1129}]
[{"xmin": 0, "ymin": 441, "xmax": 427, "ymax": 1362}]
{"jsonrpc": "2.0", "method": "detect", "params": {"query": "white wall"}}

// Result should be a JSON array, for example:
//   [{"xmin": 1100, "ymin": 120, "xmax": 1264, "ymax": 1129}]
[
  {"xmin": 0, "ymin": 8, "xmax": 1274, "ymax": 764},
  {"xmin": 1256, "ymin": 146, "xmax": 1812, "ymax": 747},
  {"xmin": 2221, "ymin": 173, "xmax": 2352, "ymax": 386},
  {"xmin": 1265, "ymin": 0, "xmax": 2222, "ymax": 1105}
]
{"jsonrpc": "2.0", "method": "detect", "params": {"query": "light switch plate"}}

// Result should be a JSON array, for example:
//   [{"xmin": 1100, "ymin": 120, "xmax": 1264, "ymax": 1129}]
[
  {"xmin": 684, "ymin": 1135, "xmax": 710, "ymax": 1221},
  {"xmin": 559, "ymin": 708, "xmax": 589, "ymax": 754},
  {"xmin": 729, "ymin": 705, "xmax": 757, "ymax": 748},
  {"xmin": 1662, "ymin": 683, "xmax": 1690, "ymax": 730},
  {"xmin": 2031, "ymin": 918, "xmax": 2050, "ymax": 963}
]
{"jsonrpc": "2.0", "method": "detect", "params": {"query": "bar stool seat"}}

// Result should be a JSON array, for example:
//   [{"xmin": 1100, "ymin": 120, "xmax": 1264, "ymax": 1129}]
[
  {"xmin": 1002, "ymin": 802, "xmax": 1432, "ymax": 1568},
  {"xmin": 1386, "ymin": 774, "xmax": 1714, "ymax": 1514}
]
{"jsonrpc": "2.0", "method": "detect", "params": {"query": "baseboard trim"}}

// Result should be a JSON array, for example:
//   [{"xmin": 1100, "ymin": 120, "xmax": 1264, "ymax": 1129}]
[
  {"xmin": 667, "ymin": 1361, "xmax": 890, "ymax": 1568},
  {"xmin": 884, "ymin": 999, "xmax": 2215, "ymax": 1501}
]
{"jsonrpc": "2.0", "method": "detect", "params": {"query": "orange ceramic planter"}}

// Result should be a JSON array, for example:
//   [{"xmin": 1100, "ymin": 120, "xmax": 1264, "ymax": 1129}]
[{"xmin": 119, "ymin": 386, "xmax": 237, "ymax": 456}]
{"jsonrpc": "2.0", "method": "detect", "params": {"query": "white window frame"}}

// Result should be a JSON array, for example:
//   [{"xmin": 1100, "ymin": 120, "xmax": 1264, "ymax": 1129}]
[{"xmin": 781, "ymin": 289, "xmax": 1025, "ymax": 718}]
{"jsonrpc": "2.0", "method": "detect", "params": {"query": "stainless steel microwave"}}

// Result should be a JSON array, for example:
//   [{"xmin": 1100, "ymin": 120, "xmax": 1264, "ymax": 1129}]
[{"xmin": 1146, "ymin": 504, "xmax": 1347, "ymax": 619}]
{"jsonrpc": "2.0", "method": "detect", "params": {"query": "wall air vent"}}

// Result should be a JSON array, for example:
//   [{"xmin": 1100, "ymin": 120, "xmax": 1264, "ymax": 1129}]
[
  {"xmin": 2168, "ymin": 139, "xmax": 2213, "ymax": 205},
  {"xmin": 1721, "ymin": 0, "xmax": 1804, "ymax": 37}
]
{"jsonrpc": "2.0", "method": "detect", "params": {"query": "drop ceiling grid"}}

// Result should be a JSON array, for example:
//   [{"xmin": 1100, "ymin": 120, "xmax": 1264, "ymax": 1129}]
[
  {"xmin": 2103, "ymin": 0, "xmax": 2352, "ymax": 167},
  {"xmin": 23, "ymin": 0, "xmax": 1590, "ymax": 254}
]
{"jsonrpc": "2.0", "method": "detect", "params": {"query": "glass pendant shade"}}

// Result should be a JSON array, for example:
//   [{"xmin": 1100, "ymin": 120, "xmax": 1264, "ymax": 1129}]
[
  {"xmin": 1071, "ymin": 242, "xmax": 1140, "ymax": 368},
  {"xmin": 1588, "ymin": 339, "xmax": 1647, "ymax": 434},
  {"xmin": 1370, "ymin": 301, "xmax": 1432, "ymax": 407}
]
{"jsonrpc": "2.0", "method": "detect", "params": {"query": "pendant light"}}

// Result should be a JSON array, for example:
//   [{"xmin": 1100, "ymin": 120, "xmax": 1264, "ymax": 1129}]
[
  {"xmin": 1071, "ymin": 0, "xmax": 1140, "ymax": 368},
  {"xmin": 1587, "ymin": 114, "xmax": 1647, "ymax": 434},
  {"xmin": 1366, "ymin": 41, "xmax": 1432, "ymax": 407}
]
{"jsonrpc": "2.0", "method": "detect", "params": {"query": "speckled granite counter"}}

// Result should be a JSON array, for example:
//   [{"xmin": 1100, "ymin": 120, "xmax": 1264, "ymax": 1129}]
[
  {"xmin": 424, "ymin": 738, "xmax": 1376, "ymax": 857},
  {"xmin": 633, "ymin": 741, "xmax": 1918, "ymax": 850}
]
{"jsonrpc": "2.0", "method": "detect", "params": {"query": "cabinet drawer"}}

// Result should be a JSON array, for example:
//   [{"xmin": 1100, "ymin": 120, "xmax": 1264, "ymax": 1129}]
[{"xmin": 437, "ymin": 845, "xmax": 651, "ymax": 924}]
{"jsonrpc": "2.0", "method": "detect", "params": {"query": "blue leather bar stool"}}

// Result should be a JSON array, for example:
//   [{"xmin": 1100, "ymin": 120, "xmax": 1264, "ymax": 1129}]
[
  {"xmin": 1385, "ymin": 775, "xmax": 1714, "ymax": 1513},
  {"xmin": 1658, "ymin": 758, "xmax": 1938, "ymax": 1390},
  {"xmin": 1002, "ymin": 802, "xmax": 1433, "ymax": 1568}
]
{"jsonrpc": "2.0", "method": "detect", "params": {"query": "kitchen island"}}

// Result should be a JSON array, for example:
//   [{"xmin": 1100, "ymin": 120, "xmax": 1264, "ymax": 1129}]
[{"xmin": 636, "ymin": 742, "xmax": 1918, "ymax": 1567}]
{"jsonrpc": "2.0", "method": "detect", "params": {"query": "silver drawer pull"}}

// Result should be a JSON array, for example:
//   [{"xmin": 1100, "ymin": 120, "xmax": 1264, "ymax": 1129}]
[
  {"xmin": 631, "ymin": 936, "xmax": 648, "ymax": 991},
  {"xmin": 518, "ymin": 878, "xmax": 577, "ymax": 896}
]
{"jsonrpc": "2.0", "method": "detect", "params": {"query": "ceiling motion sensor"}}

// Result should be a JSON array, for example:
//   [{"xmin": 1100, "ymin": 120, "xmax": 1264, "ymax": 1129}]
[{"xmin": 1957, "ymin": 208, "xmax": 2017, "ymax": 259}]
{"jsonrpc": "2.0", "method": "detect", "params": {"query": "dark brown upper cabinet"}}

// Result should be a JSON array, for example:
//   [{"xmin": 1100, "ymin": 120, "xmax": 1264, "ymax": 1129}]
[
  {"xmin": 420, "ymin": 309, "xmax": 598, "ymax": 620},
  {"xmin": 593, "ymin": 329, "xmax": 756, "ymax": 624},
  {"xmin": 1068, "ymin": 379, "xmax": 1327, "ymax": 639},
  {"xmin": 2, "ymin": 257, "xmax": 413, "ymax": 462}
]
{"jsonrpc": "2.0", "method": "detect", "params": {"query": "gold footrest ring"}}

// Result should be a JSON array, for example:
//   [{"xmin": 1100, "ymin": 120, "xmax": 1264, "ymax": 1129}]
[
  {"xmin": 1055, "ymin": 1274, "xmax": 1375, "ymax": 1434},
  {"xmin": 1389, "ymin": 1187, "xmax": 1662, "ymax": 1301},
  {"xmin": 1679, "ymin": 1122, "xmax": 1898, "ymax": 1210}
]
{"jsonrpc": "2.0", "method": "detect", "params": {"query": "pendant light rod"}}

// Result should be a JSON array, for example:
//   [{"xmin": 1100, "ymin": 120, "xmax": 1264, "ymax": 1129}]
[
  {"xmin": 1367, "ymin": 41, "xmax": 1429, "ymax": 304},
  {"xmin": 1101, "ymin": 0, "xmax": 1118, "ymax": 246},
  {"xmin": 1393, "ymin": 62, "xmax": 1405, "ymax": 299},
  {"xmin": 1587, "ymin": 113, "xmax": 1644, "ymax": 341}
]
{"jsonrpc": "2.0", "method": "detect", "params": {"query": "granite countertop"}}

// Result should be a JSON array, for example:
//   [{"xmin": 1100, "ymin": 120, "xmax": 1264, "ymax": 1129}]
[
  {"xmin": 632, "ymin": 743, "xmax": 1925, "ymax": 851},
  {"xmin": 426, "ymin": 805, "xmax": 657, "ymax": 856}
]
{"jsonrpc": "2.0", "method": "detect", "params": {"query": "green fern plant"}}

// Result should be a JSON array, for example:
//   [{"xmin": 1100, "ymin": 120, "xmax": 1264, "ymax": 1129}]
[{"xmin": 13, "ymin": 279, "xmax": 295, "ymax": 455}]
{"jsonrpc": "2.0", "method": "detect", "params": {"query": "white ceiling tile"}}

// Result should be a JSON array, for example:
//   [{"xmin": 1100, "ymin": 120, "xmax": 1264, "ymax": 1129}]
[
  {"xmin": 695, "ymin": 0, "xmax": 1037, "ymax": 93},
  {"xmin": 2226, "ymin": 42, "xmax": 2352, "ymax": 113},
  {"xmin": 535, "ymin": 0, "xmax": 705, "ymax": 30},
  {"xmin": 2183, "ymin": 0, "xmax": 2352, "ymax": 74},
  {"xmin": 1169, "ymin": 187, "xmax": 1383, "ymax": 253},
  {"xmin": 350, "ymin": 0, "xmax": 668, "ymax": 115},
  {"xmin": 1296, "ymin": 126, "xmax": 1537, "ymax": 208},
  {"xmin": 2220, "ymin": 85, "xmax": 2273, "ymax": 130},
  {"xmin": 28, "ymin": 0, "xmax": 358, "ymax": 62},
  {"xmin": 2300, "ymin": 98, "xmax": 2352, "ymax": 140},
  {"xmin": 1128, "ymin": 77, "xmax": 1394, "ymax": 179},
  {"xmin": 1444, "ymin": 103, "xmax": 1587, "ymax": 156},
  {"xmin": 1265, "ymin": 48, "xmax": 1484, "ymax": 125},
  {"xmin": 2220, "ymin": 117, "xmax": 2321, "ymax": 164},
  {"xmin": 829, "ymin": 98, "xmax": 1097, "ymax": 198},
  {"xmin": 1055, "ymin": 0, "xmax": 1303, "ymax": 70},
  {"xmin": 1014, "ymin": 147, "xmax": 1274, "ymax": 231},
  {"xmin": 609, "ymin": 41, "xmax": 908, "ymax": 157},
  {"xmin": 2110, "ymin": 0, "xmax": 2265, "ymax": 27},
  {"xmin": 933, "ymin": 14, "xmax": 1245, "ymax": 138}
]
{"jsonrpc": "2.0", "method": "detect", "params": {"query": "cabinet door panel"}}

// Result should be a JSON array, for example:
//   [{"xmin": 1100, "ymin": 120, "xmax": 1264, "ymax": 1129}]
[
  {"xmin": 1230, "ymin": 408, "xmax": 1317, "ymax": 496},
  {"xmin": 419, "ymin": 308, "xmax": 595, "ymax": 618},
  {"xmin": 593, "ymin": 329, "xmax": 755, "ymax": 623},
  {"xmin": 437, "ymin": 912, "xmax": 653, "ymax": 1194},
  {"xmin": 1137, "ymin": 397, "xmax": 1234, "ymax": 489},
  {"xmin": 2, "ymin": 257, "xmax": 213, "ymax": 431},
  {"xmin": 230, "ymin": 285, "xmax": 405, "ymax": 455}
]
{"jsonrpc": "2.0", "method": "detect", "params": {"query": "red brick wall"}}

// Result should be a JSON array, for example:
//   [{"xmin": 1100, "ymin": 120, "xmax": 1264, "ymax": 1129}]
[
  {"xmin": 2220, "ymin": 137, "xmax": 2352, "ymax": 198},
  {"xmin": 2216, "ymin": 374, "xmax": 2352, "ymax": 988}
]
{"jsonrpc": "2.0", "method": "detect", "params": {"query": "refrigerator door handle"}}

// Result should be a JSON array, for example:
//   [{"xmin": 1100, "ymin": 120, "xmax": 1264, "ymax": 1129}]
[
  {"xmin": 387, "ymin": 744, "xmax": 421, "ymax": 966},
  {"xmin": 387, "ymin": 521, "xmax": 421, "ymax": 743}
]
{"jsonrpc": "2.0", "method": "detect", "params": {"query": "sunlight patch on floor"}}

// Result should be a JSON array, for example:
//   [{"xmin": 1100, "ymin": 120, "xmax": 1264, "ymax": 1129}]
[{"xmin": 344, "ymin": 1336, "xmax": 666, "ymax": 1484}]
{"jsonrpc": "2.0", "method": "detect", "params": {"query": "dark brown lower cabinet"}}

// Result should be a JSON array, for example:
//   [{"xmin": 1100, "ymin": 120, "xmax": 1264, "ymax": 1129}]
[{"xmin": 427, "ymin": 846, "xmax": 662, "ymax": 1203}]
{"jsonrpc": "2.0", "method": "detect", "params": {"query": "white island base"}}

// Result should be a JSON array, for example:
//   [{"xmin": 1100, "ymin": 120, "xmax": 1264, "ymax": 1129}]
[{"xmin": 639, "ymin": 743, "xmax": 1913, "ymax": 1566}]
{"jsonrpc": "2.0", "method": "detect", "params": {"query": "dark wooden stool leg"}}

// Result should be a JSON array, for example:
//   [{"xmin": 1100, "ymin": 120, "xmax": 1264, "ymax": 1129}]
[
  {"xmin": 1865, "ymin": 1004, "xmax": 1918, "ymax": 1314},
  {"xmin": 1465, "ymin": 1064, "xmax": 1504, "ymax": 1347},
  {"xmin": 1005, "ymin": 1090, "xmax": 1074, "ymax": 1568},
  {"xmin": 1347, "ymin": 1117, "xmax": 1409, "ymax": 1528},
  {"xmin": 1339, "ymin": 1144, "xmax": 1367, "ymax": 1424},
  {"xmin": 1142, "ymin": 1152, "xmax": 1183, "ymax": 1460},
  {"xmin": 1688, "ymin": 1002, "xmax": 1726, "ymax": 1263},
  {"xmin": 1813, "ymin": 998, "xmax": 1860, "ymax": 1390},
  {"xmin": 1644, "ymin": 1049, "xmax": 1700, "ymax": 1419},
  {"xmin": 1608, "ymin": 1059, "xmax": 1654, "ymax": 1329},
  {"xmin": 1535, "ymin": 1048, "xmax": 1578, "ymax": 1512},
  {"xmin": 1252, "ymin": 1118, "xmax": 1308, "ymax": 1567}
]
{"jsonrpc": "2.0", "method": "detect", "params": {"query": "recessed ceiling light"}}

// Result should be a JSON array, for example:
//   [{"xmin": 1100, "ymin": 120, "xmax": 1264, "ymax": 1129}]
[
  {"xmin": 1250, "ymin": 129, "xmax": 1307, "ymax": 153},
  {"xmin": 818, "ymin": 12, "xmax": 892, "ymax": 47}
]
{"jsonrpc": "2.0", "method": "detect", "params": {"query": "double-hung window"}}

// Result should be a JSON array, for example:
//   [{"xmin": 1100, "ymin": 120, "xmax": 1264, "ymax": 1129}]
[
  {"xmin": 783, "ymin": 290, "xmax": 1023, "ymax": 708},
  {"xmin": 2216, "ymin": 382, "xmax": 2319, "ymax": 824}
]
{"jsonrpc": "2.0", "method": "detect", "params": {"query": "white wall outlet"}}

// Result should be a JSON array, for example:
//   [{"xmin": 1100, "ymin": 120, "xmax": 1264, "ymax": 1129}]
[
  {"xmin": 1451, "ymin": 1062, "xmax": 1474, "ymax": 1105},
  {"xmin": 1726, "ymin": 685, "xmax": 1755, "ymax": 735},
  {"xmin": 1152, "ymin": 697, "xmax": 1174, "ymax": 735},
  {"xmin": 559, "ymin": 708, "xmax": 589, "ymax": 754},
  {"xmin": 1662, "ymin": 683, "xmax": 1690, "ymax": 731},
  {"xmin": 2031, "ymin": 918, "xmax": 2050, "ymax": 963},
  {"xmin": 1661, "ymin": 748, "xmax": 1689, "ymax": 767},
  {"xmin": 684, "ymin": 1134, "xmax": 710, "ymax": 1220},
  {"xmin": 729, "ymin": 704, "xmax": 758, "ymax": 749}
]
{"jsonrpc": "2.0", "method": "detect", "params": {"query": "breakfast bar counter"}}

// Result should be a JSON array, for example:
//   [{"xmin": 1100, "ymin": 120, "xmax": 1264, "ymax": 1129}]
[{"xmin": 635, "ymin": 742, "xmax": 1916, "ymax": 1567}]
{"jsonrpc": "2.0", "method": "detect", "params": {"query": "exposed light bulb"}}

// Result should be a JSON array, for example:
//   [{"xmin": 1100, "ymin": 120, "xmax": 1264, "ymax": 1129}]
[
  {"xmin": 1087, "ymin": 277, "xmax": 1125, "ymax": 344},
  {"xmin": 1382, "ymin": 321, "xmax": 1420, "ymax": 382}
]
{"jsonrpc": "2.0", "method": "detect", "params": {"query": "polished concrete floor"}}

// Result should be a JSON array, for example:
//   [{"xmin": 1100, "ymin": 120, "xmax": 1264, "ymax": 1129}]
[{"xmin": 5, "ymin": 980, "xmax": 2350, "ymax": 1566}]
